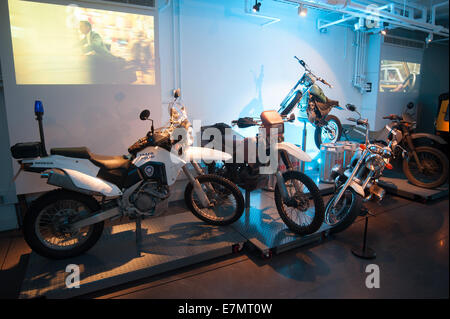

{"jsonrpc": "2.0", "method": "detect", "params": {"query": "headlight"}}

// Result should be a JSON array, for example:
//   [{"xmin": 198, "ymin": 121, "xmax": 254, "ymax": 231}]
[
  {"xmin": 365, "ymin": 154, "xmax": 385, "ymax": 171},
  {"xmin": 381, "ymin": 148, "xmax": 392, "ymax": 159}
]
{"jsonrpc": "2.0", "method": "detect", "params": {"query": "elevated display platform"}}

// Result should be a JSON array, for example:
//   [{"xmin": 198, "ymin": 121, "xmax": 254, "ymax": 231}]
[
  {"xmin": 379, "ymin": 174, "xmax": 448, "ymax": 202},
  {"xmin": 19, "ymin": 211, "xmax": 246, "ymax": 299},
  {"xmin": 231, "ymin": 190, "xmax": 332, "ymax": 258}
]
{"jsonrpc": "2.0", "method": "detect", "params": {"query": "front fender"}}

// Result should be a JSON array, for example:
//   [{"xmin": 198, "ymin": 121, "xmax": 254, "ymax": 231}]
[
  {"xmin": 277, "ymin": 142, "xmax": 312, "ymax": 162},
  {"xmin": 411, "ymin": 133, "xmax": 447, "ymax": 145}
]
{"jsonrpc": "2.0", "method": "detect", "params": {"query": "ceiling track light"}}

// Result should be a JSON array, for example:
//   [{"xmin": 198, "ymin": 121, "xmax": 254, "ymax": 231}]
[
  {"xmin": 298, "ymin": 4, "xmax": 307, "ymax": 17},
  {"xmin": 253, "ymin": 0, "xmax": 261, "ymax": 13},
  {"xmin": 426, "ymin": 33, "xmax": 433, "ymax": 43}
]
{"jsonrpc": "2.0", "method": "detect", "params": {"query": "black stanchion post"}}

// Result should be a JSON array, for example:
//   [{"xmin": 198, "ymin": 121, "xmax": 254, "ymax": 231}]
[{"xmin": 351, "ymin": 215, "xmax": 376, "ymax": 259}]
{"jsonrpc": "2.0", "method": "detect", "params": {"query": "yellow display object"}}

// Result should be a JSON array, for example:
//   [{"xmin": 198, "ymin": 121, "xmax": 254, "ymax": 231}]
[{"xmin": 436, "ymin": 93, "xmax": 449, "ymax": 134}]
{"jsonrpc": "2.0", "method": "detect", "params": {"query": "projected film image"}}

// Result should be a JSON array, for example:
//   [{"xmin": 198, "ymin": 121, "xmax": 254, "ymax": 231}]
[
  {"xmin": 379, "ymin": 60, "xmax": 421, "ymax": 93},
  {"xmin": 8, "ymin": 0, "xmax": 155, "ymax": 85}
]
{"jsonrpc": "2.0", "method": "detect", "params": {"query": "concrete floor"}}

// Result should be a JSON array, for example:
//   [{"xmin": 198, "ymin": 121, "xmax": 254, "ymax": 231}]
[{"xmin": 0, "ymin": 194, "xmax": 448, "ymax": 299}]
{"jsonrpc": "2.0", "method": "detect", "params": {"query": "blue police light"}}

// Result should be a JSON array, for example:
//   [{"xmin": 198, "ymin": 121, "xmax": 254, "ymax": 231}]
[{"xmin": 34, "ymin": 100, "xmax": 44, "ymax": 114}]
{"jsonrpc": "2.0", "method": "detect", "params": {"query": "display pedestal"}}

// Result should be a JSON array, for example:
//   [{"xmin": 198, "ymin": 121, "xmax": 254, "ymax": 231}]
[
  {"xmin": 378, "ymin": 171, "xmax": 448, "ymax": 202},
  {"xmin": 232, "ymin": 189, "xmax": 332, "ymax": 258},
  {"xmin": 19, "ymin": 211, "xmax": 246, "ymax": 299}
]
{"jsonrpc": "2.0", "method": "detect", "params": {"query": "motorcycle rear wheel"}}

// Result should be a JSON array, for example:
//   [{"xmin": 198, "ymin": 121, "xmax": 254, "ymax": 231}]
[
  {"xmin": 23, "ymin": 190, "xmax": 104, "ymax": 260},
  {"xmin": 403, "ymin": 146, "xmax": 449, "ymax": 189},
  {"xmin": 184, "ymin": 174, "xmax": 244, "ymax": 225}
]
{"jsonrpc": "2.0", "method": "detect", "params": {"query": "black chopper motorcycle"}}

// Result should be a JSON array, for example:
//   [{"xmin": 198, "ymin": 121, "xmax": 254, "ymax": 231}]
[
  {"xmin": 192, "ymin": 111, "xmax": 325, "ymax": 236},
  {"xmin": 278, "ymin": 56, "xmax": 343, "ymax": 149},
  {"xmin": 342, "ymin": 103, "xmax": 448, "ymax": 189},
  {"xmin": 325, "ymin": 106, "xmax": 393, "ymax": 234}
]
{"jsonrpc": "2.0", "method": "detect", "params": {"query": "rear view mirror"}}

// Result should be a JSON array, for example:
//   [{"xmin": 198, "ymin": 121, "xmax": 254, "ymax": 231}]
[
  {"xmin": 346, "ymin": 103, "xmax": 356, "ymax": 112},
  {"xmin": 173, "ymin": 88, "xmax": 181, "ymax": 98},
  {"xmin": 140, "ymin": 109, "xmax": 150, "ymax": 121}
]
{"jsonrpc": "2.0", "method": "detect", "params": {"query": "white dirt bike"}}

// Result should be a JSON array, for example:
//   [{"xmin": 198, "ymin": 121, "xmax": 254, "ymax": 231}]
[{"xmin": 11, "ymin": 90, "xmax": 244, "ymax": 259}]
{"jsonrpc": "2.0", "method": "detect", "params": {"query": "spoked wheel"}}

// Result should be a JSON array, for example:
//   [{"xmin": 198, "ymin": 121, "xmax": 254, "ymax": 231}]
[
  {"xmin": 314, "ymin": 115, "xmax": 342, "ymax": 148},
  {"xmin": 23, "ymin": 190, "xmax": 104, "ymax": 259},
  {"xmin": 184, "ymin": 174, "xmax": 244, "ymax": 226},
  {"xmin": 403, "ymin": 146, "xmax": 449, "ymax": 189},
  {"xmin": 274, "ymin": 170, "xmax": 324, "ymax": 235},
  {"xmin": 325, "ymin": 188, "xmax": 362, "ymax": 234}
]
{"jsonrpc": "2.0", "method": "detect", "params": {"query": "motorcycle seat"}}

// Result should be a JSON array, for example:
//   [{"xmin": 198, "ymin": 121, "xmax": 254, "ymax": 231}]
[
  {"xmin": 50, "ymin": 147, "xmax": 130, "ymax": 170},
  {"xmin": 50, "ymin": 147, "xmax": 91, "ymax": 159}
]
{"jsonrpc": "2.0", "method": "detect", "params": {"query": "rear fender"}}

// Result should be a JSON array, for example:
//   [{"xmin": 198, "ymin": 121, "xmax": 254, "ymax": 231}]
[
  {"xmin": 48, "ymin": 168, "xmax": 122, "ymax": 197},
  {"xmin": 411, "ymin": 133, "xmax": 447, "ymax": 145},
  {"xmin": 184, "ymin": 146, "xmax": 232, "ymax": 162}
]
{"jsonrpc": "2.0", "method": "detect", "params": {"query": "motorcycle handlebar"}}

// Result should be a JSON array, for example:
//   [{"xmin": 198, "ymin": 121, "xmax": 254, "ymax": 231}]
[
  {"xmin": 294, "ymin": 56, "xmax": 305, "ymax": 67},
  {"xmin": 294, "ymin": 56, "xmax": 332, "ymax": 88}
]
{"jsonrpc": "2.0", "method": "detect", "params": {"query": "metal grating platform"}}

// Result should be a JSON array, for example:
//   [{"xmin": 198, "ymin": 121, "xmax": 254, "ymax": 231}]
[
  {"xmin": 379, "ymin": 175, "xmax": 448, "ymax": 202},
  {"xmin": 231, "ymin": 190, "xmax": 331, "ymax": 256},
  {"xmin": 19, "ymin": 211, "xmax": 246, "ymax": 299}
]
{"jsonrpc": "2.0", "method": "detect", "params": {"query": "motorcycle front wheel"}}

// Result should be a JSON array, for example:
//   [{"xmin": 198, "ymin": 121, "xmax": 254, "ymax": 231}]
[
  {"xmin": 314, "ymin": 115, "xmax": 342, "ymax": 149},
  {"xmin": 23, "ymin": 190, "xmax": 104, "ymax": 259},
  {"xmin": 324, "ymin": 188, "xmax": 362, "ymax": 234},
  {"xmin": 403, "ymin": 146, "xmax": 449, "ymax": 189},
  {"xmin": 184, "ymin": 174, "xmax": 244, "ymax": 226},
  {"xmin": 274, "ymin": 170, "xmax": 324, "ymax": 235}
]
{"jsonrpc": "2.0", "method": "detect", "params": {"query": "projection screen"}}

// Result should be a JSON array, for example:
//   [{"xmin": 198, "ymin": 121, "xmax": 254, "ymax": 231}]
[
  {"xmin": 0, "ymin": 0, "xmax": 161, "ymax": 195},
  {"xmin": 9, "ymin": 0, "xmax": 156, "ymax": 85}
]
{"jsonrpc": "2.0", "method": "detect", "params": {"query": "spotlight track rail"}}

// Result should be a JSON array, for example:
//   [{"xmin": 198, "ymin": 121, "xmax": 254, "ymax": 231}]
[{"xmin": 285, "ymin": 0, "xmax": 449, "ymax": 39}]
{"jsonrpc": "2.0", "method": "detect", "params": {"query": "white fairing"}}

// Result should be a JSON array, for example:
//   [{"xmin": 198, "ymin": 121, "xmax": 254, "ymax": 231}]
[
  {"xmin": 183, "ymin": 147, "xmax": 232, "ymax": 162},
  {"xmin": 22, "ymin": 155, "xmax": 122, "ymax": 196},
  {"xmin": 133, "ymin": 146, "xmax": 186, "ymax": 186},
  {"xmin": 277, "ymin": 142, "xmax": 312, "ymax": 162}
]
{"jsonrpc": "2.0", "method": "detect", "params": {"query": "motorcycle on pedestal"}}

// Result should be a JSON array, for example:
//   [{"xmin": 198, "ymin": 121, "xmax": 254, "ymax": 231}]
[
  {"xmin": 342, "ymin": 103, "xmax": 448, "ymax": 189},
  {"xmin": 197, "ymin": 110, "xmax": 325, "ymax": 235},
  {"xmin": 278, "ymin": 56, "xmax": 343, "ymax": 148},
  {"xmin": 12, "ymin": 90, "xmax": 244, "ymax": 259},
  {"xmin": 324, "ymin": 107, "xmax": 392, "ymax": 233}
]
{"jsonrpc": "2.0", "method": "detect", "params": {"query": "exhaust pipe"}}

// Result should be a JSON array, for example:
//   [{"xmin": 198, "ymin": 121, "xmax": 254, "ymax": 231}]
[{"xmin": 69, "ymin": 206, "xmax": 121, "ymax": 230}]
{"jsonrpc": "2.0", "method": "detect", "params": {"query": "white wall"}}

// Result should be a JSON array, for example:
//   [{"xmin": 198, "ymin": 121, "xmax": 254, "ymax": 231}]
[{"xmin": 159, "ymin": 0, "xmax": 364, "ymax": 153}]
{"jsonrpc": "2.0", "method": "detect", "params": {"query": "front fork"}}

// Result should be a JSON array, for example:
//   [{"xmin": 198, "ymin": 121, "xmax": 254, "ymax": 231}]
[
  {"xmin": 182, "ymin": 165, "xmax": 211, "ymax": 208},
  {"xmin": 332, "ymin": 149, "xmax": 367, "ymax": 208},
  {"xmin": 276, "ymin": 151, "xmax": 304, "ymax": 201}
]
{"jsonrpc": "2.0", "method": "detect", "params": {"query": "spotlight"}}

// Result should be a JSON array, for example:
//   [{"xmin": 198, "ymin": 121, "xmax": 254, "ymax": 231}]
[
  {"xmin": 380, "ymin": 29, "xmax": 387, "ymax": 36},
  {"xmin": 298, "ymin": 4, "xmax": 307, "ymax": 17},
  {"xmin": 426, "ymin": 33, "xmax": 433, "ymax": 43},
  {"xmin": 253, "ymin": 0, "xmax": 261, "ymax": 12}
]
